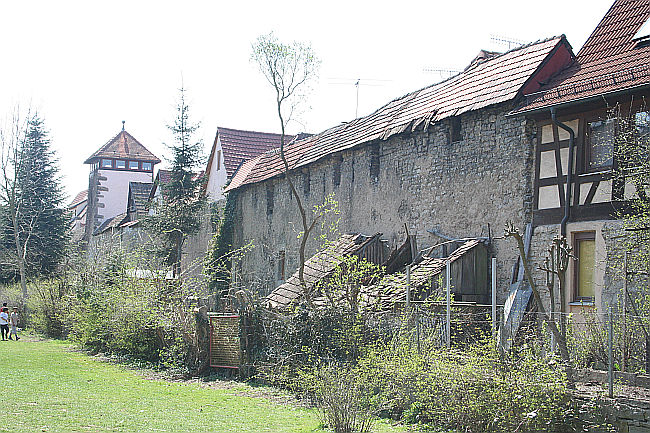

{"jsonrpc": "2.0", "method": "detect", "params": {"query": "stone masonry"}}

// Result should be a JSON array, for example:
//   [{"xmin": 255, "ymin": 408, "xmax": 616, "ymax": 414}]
[{"xmin": 232, "ymin": 102, "xmax": 537, "ymax": 301}]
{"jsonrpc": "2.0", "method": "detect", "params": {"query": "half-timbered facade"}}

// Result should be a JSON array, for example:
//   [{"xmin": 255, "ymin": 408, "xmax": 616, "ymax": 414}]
[{"xmin": 512, "ymin": 0, "xmax": 650, "ymax": 312}]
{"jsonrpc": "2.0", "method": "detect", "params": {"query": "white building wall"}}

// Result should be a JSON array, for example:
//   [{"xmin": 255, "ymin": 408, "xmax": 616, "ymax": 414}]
[
  {"xmin": 206, "ymin": 137, "xmax": 227, "ymax": 202},
  {"xmin": 96, "ymin": 169, "xmax": 153, "ymax": 225}
]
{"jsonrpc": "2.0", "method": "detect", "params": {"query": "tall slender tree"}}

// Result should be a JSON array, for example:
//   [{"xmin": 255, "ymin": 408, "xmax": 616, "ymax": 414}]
[
  {"xmin": 0, "ymin": 112, "xmax": 69, "ymax": 297},
  {"xmin": 146, "ymin": 87, "xmax": 206, "ymax": 278},
  {"xmin": 251, "ymin": 33, "xmax": 322, "ymax": 302}
]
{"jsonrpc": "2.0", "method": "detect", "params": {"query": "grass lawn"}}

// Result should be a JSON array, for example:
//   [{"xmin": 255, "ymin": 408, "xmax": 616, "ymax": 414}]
[{"xmin": 0, "ymin": 337, "xmax": 407, "ymax": 433}]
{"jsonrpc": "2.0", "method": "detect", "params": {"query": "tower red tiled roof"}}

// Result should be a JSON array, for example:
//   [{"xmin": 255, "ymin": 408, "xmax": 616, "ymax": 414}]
[
  {"xmin": 513, "ymin": 0, "xmax": 650, "ymax": 113},
  {"xmin": 84, "ymin": 130, "xmax": 161, "ymax": 164},
  {"xmin": 225, "ymin": 36, "xmax": 568, "ymax": 192}
]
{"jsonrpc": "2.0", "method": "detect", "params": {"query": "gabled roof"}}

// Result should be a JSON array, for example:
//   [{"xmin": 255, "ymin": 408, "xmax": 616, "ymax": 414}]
[
  {"xmin": 513, "ymin": 0, "xmax": 650, "ymax": 113},
  {"xmin": 205, "ymin": 127, "xmax": 296, "ymax": 181},
  {"xmin": 128, "ymin": 182, "xmax": 154, "ymax": 214},
  {"xmin": 266, "ymin": 233, "xmax": 383, "ymax": 309},
  {"xmin": 225, "ymin": 37, "xmax": 567, "ymax": 192},
  {"xmin": 84, "ymin": 130, "xmax": 161, "ymax": 164},
  {"xmin": 68, "ymin": 189, "xmax": 88, "ymax": 209}
]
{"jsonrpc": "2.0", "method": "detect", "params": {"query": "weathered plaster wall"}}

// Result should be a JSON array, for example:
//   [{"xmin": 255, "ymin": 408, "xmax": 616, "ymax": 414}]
[{"xmin": 232, "ymin": 103, "xmax": 537, "ymax": 300}]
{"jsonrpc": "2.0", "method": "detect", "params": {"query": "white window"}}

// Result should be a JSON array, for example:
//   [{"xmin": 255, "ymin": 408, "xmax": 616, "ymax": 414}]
[
  {"xmin": 115, "ymin": 160, "xmax": 126, "ymax": 169},
  {"xmin": 142, "ymin": 162, "xmax": 152, "ymax": 171},
  {"xmin": 101, "ymin": 159, "xmax": 112, "ymax": 168},
  {"xmin": 129, "ymin": 161, "xmax": 139, "ymax": 170}
]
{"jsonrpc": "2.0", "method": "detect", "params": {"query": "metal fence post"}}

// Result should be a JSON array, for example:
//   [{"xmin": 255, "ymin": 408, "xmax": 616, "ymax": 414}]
[
  {"xmin": 406, "ymin": 264, "xmax": 411, "ymax": 310},
  {"xmin": 446, "ymin": 261, "xmax": 451, "ymax": 349},
  {"xmin": 608, "ymin": 306, "xmax": 614, "ymax": 399},
  {"xmin": 491, "ymin": 257, "xmax": 497, "ymax": 342}
]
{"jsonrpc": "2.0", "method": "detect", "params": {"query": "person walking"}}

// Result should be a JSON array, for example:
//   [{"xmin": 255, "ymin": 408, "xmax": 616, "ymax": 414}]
[
  {"xmin": 8, "ymin": 307, "xmax": 19, "ymax": 341},
  {"xmin": 0, "ymin": 307, "xmax": 8, "ymax": 341}
]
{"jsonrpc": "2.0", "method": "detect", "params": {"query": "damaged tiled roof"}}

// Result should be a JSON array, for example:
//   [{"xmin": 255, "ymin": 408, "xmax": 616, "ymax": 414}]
[
  {"xmin": 364, "ymin": 239, "xmax": 482, "ymax": 310},
  {"xmin": 68, "ymin": 189, "xmax": 88, "ymax": 209},
  {"xmin": 513, "ymin": 0, "xmax": 650, "ymax": 113},
  {"xmin": 225, "ymin": 37, "xmax": 566, "ymax": 191},
  {"xmin": 206, "ymin": 127, "xmax": 297, "ymax": 180},
  {"xmin": 84, "ymin": 130, "xmax": 161, "ymax": 164},
  {"xmin": 128, "ymin": 182, "xmax": 153, "ymax": 214},
  {"xmin": 266, "ymin": 233, "xmax": 383, "ymax": 309},
  {"xmin": 94, "ymin": 212, "xmax": 128, "ymax": 235}
]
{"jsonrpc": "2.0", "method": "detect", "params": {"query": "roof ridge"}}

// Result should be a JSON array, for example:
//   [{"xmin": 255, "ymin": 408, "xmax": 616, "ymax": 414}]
[{"xmin": 218, "ymin": 126, "xmax": 289, "ymax": 136}]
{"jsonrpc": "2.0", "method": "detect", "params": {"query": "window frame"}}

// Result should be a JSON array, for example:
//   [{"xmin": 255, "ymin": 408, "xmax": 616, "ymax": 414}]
[
  {"xmin": 584, "ymin": 117, "xmax": 616, "ymax": 173},
  {"xmin": 572, "ymin": 231, "xmax": 596, "ymax": 303}
]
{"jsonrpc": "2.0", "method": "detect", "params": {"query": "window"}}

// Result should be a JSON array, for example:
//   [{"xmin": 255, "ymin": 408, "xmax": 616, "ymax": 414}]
[
  {"xmin": 277, "ymin": 250, "xmax": 286, "ymax": 281},
  {"xmin": 573, "ymin": 232, "xmax": 596, "ymax": 302},
  {"xmin": 449, "ymin": 116, "xmax": 462, "ymax": 143},
  {"xmin": 115, "ymin": 160, "xmax": 126, "ymax": 169},
  {"xmin": 217, "ymin": 150, "xmax": 221, "ymax": 171},
  {"xmin": 369, "ymin": 143, "xmax": 380, "ymax": 181},
  {"xmin": 129, "ymin": 161, "xmax": 139, "ymax": 170},
  {"xmin": 101, "ymin": 159, "xmax": 112, "ymax": 168},
  {"xmin": 142, "ymin": 162, "xmax": 152, "ymax": 171},
  {"xmin": 585, "ymin": 118, "xmax": 615, "ymax": 171},
  {"xmin": 266, "ymin": 184, "xmax": 274, "ymax": 215},
  {"xmin": 303, "ymin": 171, "xmax": 310, "ymax": 196},
  {"xmin": 333, "ymin": 157, "xmax": 342, "ymax": 187}
]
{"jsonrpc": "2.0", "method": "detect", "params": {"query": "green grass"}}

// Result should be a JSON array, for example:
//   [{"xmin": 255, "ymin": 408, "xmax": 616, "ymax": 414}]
[{"xmin": 0, "ymin": 337, "xmax": 407, "ymax": 433}]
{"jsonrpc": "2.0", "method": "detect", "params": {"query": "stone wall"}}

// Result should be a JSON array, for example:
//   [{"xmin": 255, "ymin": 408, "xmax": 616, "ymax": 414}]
[{"xmin": 232, "ymin": 102, "xmax": 537, "ymax": 300}]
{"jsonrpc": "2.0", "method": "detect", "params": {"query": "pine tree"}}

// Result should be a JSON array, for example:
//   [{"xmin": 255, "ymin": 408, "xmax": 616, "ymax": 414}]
[
  {"xmin": 0, "ymin": 114, "xmax": 69, "ymax": 289},
  {"xmin": 146, "ymin": 87, "xmax": 206, "ymax": 278}
]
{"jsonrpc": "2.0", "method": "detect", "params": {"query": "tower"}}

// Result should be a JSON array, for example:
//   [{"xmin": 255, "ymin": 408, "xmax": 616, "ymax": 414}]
[{"xmin": 83, "ymin": 124, "xmax": 160, "ymax": 241}]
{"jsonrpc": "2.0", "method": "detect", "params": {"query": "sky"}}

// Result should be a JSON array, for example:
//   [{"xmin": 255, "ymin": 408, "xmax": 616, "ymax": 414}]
[{"xmin": 0, "ymin": 0, "xmax": 614, "ymax": 202}]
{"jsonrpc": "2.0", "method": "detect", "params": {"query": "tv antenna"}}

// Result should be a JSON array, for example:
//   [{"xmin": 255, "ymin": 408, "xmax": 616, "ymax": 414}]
[
  {"xmin": 328, "ymin": 77, "xmax": 391, "ymax": 118},
  {"xmin": 422, "ymin": 67, "xmax": 462, "ymax": 81},
  {"xmin": 490, "ymin": 34, "xmax": 528, "ymax": 50}
]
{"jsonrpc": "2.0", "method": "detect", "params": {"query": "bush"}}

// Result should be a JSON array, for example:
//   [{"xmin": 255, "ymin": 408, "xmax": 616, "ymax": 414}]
[
  {"xmin": 313, "ymin": 365, "xmax": 374, "ymax": 433},
  {"xmin": 28, "ymin": 279, "xmax": 70, "ymax": 337},
  {"xmin": 356, "ymin": 338, "xmax": 569, "ymax": 432}
]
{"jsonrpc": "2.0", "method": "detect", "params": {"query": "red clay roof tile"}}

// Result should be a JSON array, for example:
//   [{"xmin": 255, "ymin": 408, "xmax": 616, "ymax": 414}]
[
  {"xmin": 226, "ymin": 37, "xmax": 565, "ymax": 191},
  {"xmin": 514, "ymin": 0, "xmax": 650, "ymax": 113},
  {"xmin": 84, "ymin": 130, "xmax": 161, "ymax": 164}
]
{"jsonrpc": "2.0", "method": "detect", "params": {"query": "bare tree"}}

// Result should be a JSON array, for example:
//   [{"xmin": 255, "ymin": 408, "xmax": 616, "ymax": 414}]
[
  {"xmin": 251, "ymin": 33, "xmax": 323, "ymax": 302},
  {"xmin": 0, "ymin": 108, "xmax": 31, "ymax": 300},
  {"xmin": 0, "ymin": 108, "xmax": 67, "ymax": 303},
  {"xmin": 504, "ymin": 222, "xmax": 571, "ymax": 365}
]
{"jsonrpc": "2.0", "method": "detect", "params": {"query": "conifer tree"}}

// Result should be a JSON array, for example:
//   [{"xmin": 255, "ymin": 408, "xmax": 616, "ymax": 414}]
[
  {"xmin": 0, "ymin": 113, "xmax": 69, "ymax": 294},
  {"xmin": 146, "ymin": 87, "xmax": 206, "ymax": 278}
]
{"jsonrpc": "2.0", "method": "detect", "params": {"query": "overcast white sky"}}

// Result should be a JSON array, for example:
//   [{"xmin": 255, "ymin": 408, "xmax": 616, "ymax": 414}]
[{"xmin": 0, "ymin": 0, "xmax": 614, "ymax": 201}]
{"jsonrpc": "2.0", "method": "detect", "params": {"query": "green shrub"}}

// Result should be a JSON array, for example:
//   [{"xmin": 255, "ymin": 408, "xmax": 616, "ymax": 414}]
[
  {"xmin": 313, "ymin": 365, "xmax": 375, "ymax": 433},
  {"xmin": 356, "ymin": 339, "xmax": 569, "ymax": 432}
]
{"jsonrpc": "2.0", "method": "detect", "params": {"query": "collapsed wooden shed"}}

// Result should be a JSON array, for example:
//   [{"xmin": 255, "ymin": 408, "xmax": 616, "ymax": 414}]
[
  {"xmin": 364, "ymin": 239, "xmax": 490, "ymax": 310},
  {"xmin": 265, "ymin": 233, "xmax": 390, "ymax": 309}
]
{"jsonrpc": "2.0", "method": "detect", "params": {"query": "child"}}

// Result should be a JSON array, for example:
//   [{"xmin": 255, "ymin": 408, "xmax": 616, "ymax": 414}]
[
  {"xmin": 0, "ymin": 307, "xmax": 8, "ymax": 341},
  {"xmin": 8, "ymin": 307, "xmax": 19, "ymax": 341}
]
